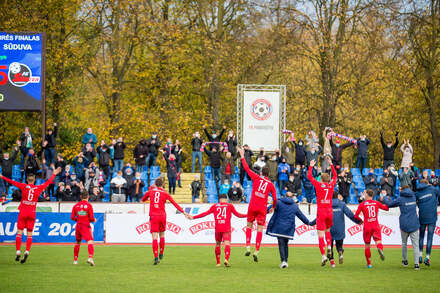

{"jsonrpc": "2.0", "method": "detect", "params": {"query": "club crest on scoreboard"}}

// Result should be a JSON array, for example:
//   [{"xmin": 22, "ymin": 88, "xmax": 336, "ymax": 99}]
[{"xmin": 8, "ymin": 62, "xmax": 40, "ymax": 87}]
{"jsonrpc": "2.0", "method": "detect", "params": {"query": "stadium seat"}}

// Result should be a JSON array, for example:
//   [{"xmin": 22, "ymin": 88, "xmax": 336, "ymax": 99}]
[
  {"xmin": 140, "ymin": 171, "xmax": 148, "ymax": 181},
  {"xmin": 150, "ymin": 166, "xmax": 160, "ymax": 177},
  {"xmin": 349, "ymin": 195, "xmax": 358, "ymax": 204},
  {"xmin": 207, "ymin": 194, "xmax": 218, "ymax": 203},
  {"xmin": 435, "ymin": 169, "xmax": 440, "ymax": 177},
  {"xmin": 351, "ymin": 168, "xmax": 361, "ymax": 176},
  {"xmin": 425, "ymin": 169, "xmax": 432, "ymax": 177},
  {"xmin": 362, "ymin": 168, "xmax": 369, "ymax": 176},
  {"xmin": 231, "ymin": 174, "xmax": 239, "ymax": 183},
  {"xmin": 206, "ymin": 180, "xmax": 217, "ymax": 195},
  {"xmin": 204, "ymin": 166, "xmax": 212, "ymax": 174},
  {"xmin": 352, "ymin": 175, "xmax": 363, "ymax": 184},
  {"xmin": 234, "ymin": 166, "xmax": 239, "ymax": 174},
  {"xmin": 12, "ymin": 165, "xmax": 21, "ymax": 180},
  {"xmin": 374, "ymin": 168, "xmax": 383, "ymax": 176},
  {"xmin": 204, "ymin": 172, "xmax": 213, "ymax": 181},
  {"xmin": 245, "ymin": 185, "xmax": 252, "ymax": 203},
  {"xmin": 376, "ymin": 175, "xmax": 382, "ymax": 184}
]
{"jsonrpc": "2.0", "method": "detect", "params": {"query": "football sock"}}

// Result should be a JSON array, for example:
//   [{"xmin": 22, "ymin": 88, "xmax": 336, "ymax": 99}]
[
  {"xmin": 365, "ymin": 247, "xmax": 371, "ymax": 265},
  {"xmin": 215, "ymin": 246, "xmax": 221, "ymax": 264},
  {"xmin": 88, "ymin": 244, "xmax": 94, "ymax": 258},
  {"xmin": 225, "ymin": 245, "xmax": 231, "ymax": 261},
  {"xmin": 74, "ymin": 244, "xmax": 80, "ymax": 261},
  {"xmin": 16, "ymin": 234, "xmax": 22, "ymax": 252},
  {"xmin": 377, "ymin": 243, "xmax": 384, "ymax": 251},
  {"xmin": 325, "ymin": 231, "xmax": 332, "ymax": 247},
  {"xmin": 152, "ymin": 239, "xmax": 159, "ymax": 258},
  {"xmin": 255, "ymin": 231, "xmax": 263, "ymax": 252},
  {"xmin": 318, "ymin": 237, "xmax": 326, "ymax": 255},
  {"xmin": 245, "ymin": 228, "xmax": 252, "ymax": 247},
  {"xmin": 25, "ymin": 236, "xmax": 32, "ymax": 253},
  {"xmin": 159, "ymin": 237, "xmax": 165, "ymax": 255}
]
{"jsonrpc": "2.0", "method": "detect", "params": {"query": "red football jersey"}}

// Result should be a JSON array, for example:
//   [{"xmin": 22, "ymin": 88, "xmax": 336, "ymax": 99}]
[
  {"xmin": 71, "ymin": 200, "xmax": 95, "ymax": 226},
  {"xmin": 241, "ymin": 158, "xmax": 277, "ymax": 211},
  {"xmin": 193, "ymin": 202, "xmax": 247, "ymax": 232},
  {"xmin": 1, "ymin": 174, "xmax": 55, "ymax": 213},
  {"xmin": 307, "ymin": 165, "xmax": 337, "ymax": 210},
  {"xmin": 354, "ymin": 200, "xmax": 389, "ymax": 229},
  {"xmin": 141, "ymin": 186, "xmax": 184, "ymax": 217}
]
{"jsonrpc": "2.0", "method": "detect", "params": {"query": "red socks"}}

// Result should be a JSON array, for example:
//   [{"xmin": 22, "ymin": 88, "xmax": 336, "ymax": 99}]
[
  {"xmin": 160, "ymin": 237, "xmax": 165, "ymax": 255},
  {"xmin": 365, "ymin": 247, "xmax": 371, "ymax": 265},
  {"xmin": 377, "ymin": 243, "xmax": 384, "ymax": 251},
  {"xmin": 255, "ymin": 231, "xmax": 263, "ymax": 251},
  {"xmin": 152, "ymin": 239, "xmax": 158, "ymax": 258},
  {"xmin": 74, "ymin": 244, "xmax": 80, "ymax": 261},
  {"xmin": 25, "ymin": 236, "xmax": 32, "ymax": 252},
  {"xmin": 245, "ymin": 228, "xmax": 252, "ymax": 247},
  {"xmin": 325, "ymin": 231, "xmax": 332, "ymax": 247},
  {"xmin": 16, "ymin": 234, "xmax": 22, "ymax": 251},
  {"xmin": 87, "ymin": 244, "xmax": 94, "ymax": 258},
  {"xmin": 318, "ymin": 236, "xmax": 326, "ymax": 255},
  {"xmin": 225, "ymin": 245, "xmax": 231, "ymax": 261},
  {"xmin": 215, "ymin": 246, "xmax": 221, "ymax": 264}
]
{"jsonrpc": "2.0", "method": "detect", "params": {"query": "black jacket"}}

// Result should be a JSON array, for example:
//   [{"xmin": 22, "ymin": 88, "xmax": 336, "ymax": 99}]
[
  {"xmin": 337, "ymin": 173, "xmax": 352, "ymax": 198},
  {"xmin": 191, "ymin": 180, "xmax": 202, "ymax": 197},
  {"xmin": 240, "ymin": 149, "xmax": 253, "ymax": 168},
  {"xmin": 81, "ymin": 146, "xmax": 96, "ymax": 164},
  {"xmin": 113, "ymin": 142, "xmax": 126, "ymax": 160},
  {"xmin": 24, "ymin": 155, "xmax": 41, "ymax": 175},
  {"xmin": 133, "ymin": 139, "xmax": 149, "ymax": 165},
  {"xmin": 97, "ymin": 146, "xmax": 111, "ymax": 166},
  {"xmin": 203, "ymin": 128, "xmax": 225, "ymax": 150},
  {"xmin": 356, "ymin": 138, "xmax": 370, "ymax": 158},
  {"xmin": 381, "ymin": 134, "xmax": 399, "ymax": 161},
  {"xmin": 0, "ymin": 147, "xmax": 18, "ymax": 177},
  {"xmin": 285, "ymin": 174, "xmax": 302, "ymax": 193},
  {"xmin": 330, "ymin": 138, "xmax": 353, "ymax": 167},
  {"xmin": 225, "ymin": 136, "xmax": 238, "ymax": 155},
  {"xmin": 363, "ymin": 174, "xmax": 377, "ymax": 191},
  {"xmin": 228, "ymin": 186, "xmax": 244, "ymax": 202},
  {"xmin": 191, "ymin": 138, "xmax": 203, "ymax": 151},
  {"xmin": 293, "ymin": 140, "xmax": 306, "ymax": 163},
  {"xmin": 45, "ymin": 125, "xmax": 58, "ymax": 148},
  {"xmin": 128, "ymin": 178, "xmax": 145, "ymax": 198},
  {"xmin": 146, "ymin": 137, "xmax": 161, "ymax": 156},
  {"xmin": 164, "ymin": 155, "xmax": 179, "ymax": 178},
  {"xmin": 204, "ymin": 149, "xmax": 222, "ymax": 169}
]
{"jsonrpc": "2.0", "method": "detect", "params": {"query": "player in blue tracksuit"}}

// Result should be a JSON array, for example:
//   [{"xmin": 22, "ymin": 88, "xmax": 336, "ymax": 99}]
[
  {"xmin": 266, "ymin": 193, "xmax": 315, "ymax": 268},
  {"xmin": 415, "ymin": 180, "xmax": 440, "ymax": 266},
  {"xmin": 326, "ymin": 192, "xmax": 362, "ymax": 267},
  {"xmin": 383, "ymin": 186, "xmax": 421, "ymax": 270}
]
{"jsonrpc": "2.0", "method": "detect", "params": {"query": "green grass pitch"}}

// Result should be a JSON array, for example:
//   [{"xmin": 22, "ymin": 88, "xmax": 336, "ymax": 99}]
[{"xmin": 0, "ymin": 245, "xmax": 439, "ymax": 292}]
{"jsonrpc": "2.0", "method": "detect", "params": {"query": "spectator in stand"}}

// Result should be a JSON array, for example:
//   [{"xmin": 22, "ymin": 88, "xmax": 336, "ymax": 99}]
[
  {"xmin": 356, "ymin": 135, "xmax": 370, "ymax": 171},
  {"xmin": 54, "ymin": 153, "xmax": 67, "ymax": 186},
  {"xmin": 388, "ymin": 164, "xmax": 399, "ymax": 196},
  {"xmin": 81, "ymin": 143, "xmax": 96, "ymax": 165},
  {"xmin": 68, "ymin": 179, "xmax": 83, "ymax": 201},
  {"xmin": 305, "ymin": 130, "xmax": 319, "ymax": 149},
  {"xmin": 55, "ymin": 182, "xmax": 66, "ymax": 201},
  {"xmin": 0, "ymin": 144, "xmax": 18, "ymax": 195},
  {"xmin": 84, "ymin": 168, "xmax": 100, "ymax": 193},
  {"xmin": 330, "ymin": 137, "xmax": 353, "ymax": 172},
  {"xmin": 73, "ymin": 152, "xmax": 89, "ymax": 183},
  {"xmin": 123, "ymin": 167, "xmax": 133, "ymax": 200},
  {"xmin": 59, "ymin": 165, "xmax": 72, "ymax": 187},
  {"xmin": 239, "ymin": 145, "xmax": 253, "ymax": 185},
  {"xmin": 42, "ymin": 160, "xmax": 55, "ymax": 198},
  {"xmin": 203, "ymin": 125, "xmax": 226, "ymax": 151},
  {"xmin": 292, "ymin": 138, "xmax": 306, "ymax": 167},
  {"xmin": 128, "ymin": 171, "xmax": 145, "ymax": 202},
  {"xmin": 420, "ymin": 170, "xmax": 432, "ymax": 184},
  {"xmin": 219, "ymin": 180, "xmax": 231, "ymax": 195},
  {"xmin": 174, "ymin": 140, "xmax": 183, "ymax": 188},
  {"xmin": 363, "ymin": 168, "xmax": 378, "ymax": 197},
  {"xmin": 228, "ymin": 181, "xmax": 244, "ymax": 203},
  {"xmin": 322, "ymin": 127, "xmax": 333, "ymax": 172},
  {"xmin": 89, "ymin": 185, "xmax": 104, "ymax": 202},
  {"xmin": 204, "ymin": 146, "xmax": 222, "ymax": 186},
  {"xmin": 19, "ymin": 127, "xmax": 33, "ymax": 173},
  {"xmin": 110, "ymin": 170, "xmax": 128, "ymax": 202},
  {"xmin": 123, "ymin": 163, "xmax": 135, "ymax": 177},
  {"xmin": 380, "ymin": 130, "xmax": 399, "ymax": 169},
  {"xmin": 306, "ymin": 145, "xmax": 322, "ymax": 167},
  {"xmin": 221, "ymin": 151, "xmax": 237, "ymax": 183},
  {"xmin": 399, "ymin": 167, "xmax": 414, "ymax": 189},
  {"xmin": 146, "ymin": 132, "xmax": 161, "ymax": 168},
  {"xmin": 190, "ymin": 174, "xmax": 202, "ymax": 203},
  {"xmin": 301, "ymin": 166, "xmax": 315, "ymax": 204},
  {"xmin": 380, "ymin": 169, "xmax": 395, "ymax": 199},
  {"xmin": 134, "ymin": 139, "xmax": 148, "ymax": 173},
  {"xmin": 337, "ymin": 168, "xmax": 352, "ymax": 203},
  {"xmin": 97, "ymin": 142, "xmax": 111, "ymax": 179},
  {"xmin": 410, "ymin": 163, "xmax": 420, "ymax": 191},
  {"xmin": 266, "ymin": 154, "xmax": 279, "ymax": 184},
  {"xmin": 42, "ymin": 123, "xmax": 58, "ymax": 165},
  {"xmin": 82, "ymin": 128, "xmax": 98, "ymax": 149},
  {"xmin": 400, "ymin": 139, "xmax": 413, "ymax": 169},
  {"xmin": 281, "ymin": 133, "xmax": 295, "ymax": 170},
  {"xmin": 163, "ymin": 152, "xmax": 178, "ymax": 195},
  {"xmin": 191, "ymin": 131, "xmax": 203, "ymax": 173},
  {"xmin": 112, "ymin": 137, "xmax": 126, "ymax": 172},
  {"xmin": 23, "ymin": 148, "xmax": 41, "ymax": 178},
  {"xmin": 278, "ymin": 158, "xmax": 290, "ymax": 192},
  {"xmin": 253, "ymin": 155, "xmax": 267, "ymax": 172},
  {"xmin": 163, "ymin": 138, "xmax": 174, "ymax": 156},
  {"xmin": 284, "ymin": 173, "xmax": 301, "ymax": 199},
  {"xmin": 225, "ymin": 130, "xmax": 237, "ymax": 156}
]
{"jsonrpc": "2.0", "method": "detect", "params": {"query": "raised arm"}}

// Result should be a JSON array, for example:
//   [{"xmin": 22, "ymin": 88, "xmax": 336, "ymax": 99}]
[
  {"xmin": 393, "ymin": 133, "xmax": 399, "ymax": 149},
  {"xmin": 203, "ymin": 127, "xmax": 213, "ymax": 141},
  {"xmin": 307, "ymin": 165, "xmax": 319, "ymax": 187},
  {"xmin": 330, "ymin": 163, "xmax": 337, "ymax": 186},
  {"xmin": 192, "ymin": 205, "xmax": 215, "ymax": 219},
  {"xmin": 0, "ymin": 174, "xmax": 26, "ymax": 189},
  {"xmin": 380, "ymin": 132, "xmax": 385, "ymax": 148},
  {"xmin": 218, "ymin": 127, "xmax": 226, "ymax": 141}
]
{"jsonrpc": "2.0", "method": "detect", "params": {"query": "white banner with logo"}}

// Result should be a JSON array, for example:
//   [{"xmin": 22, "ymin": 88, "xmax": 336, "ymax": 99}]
[
  {"xmin": 105, "ymin": 204, "xmax": 440, "ymax": 245},
  {"xmin": 242, "ymin": 90, "xmax": 280, "ymax": 151}
]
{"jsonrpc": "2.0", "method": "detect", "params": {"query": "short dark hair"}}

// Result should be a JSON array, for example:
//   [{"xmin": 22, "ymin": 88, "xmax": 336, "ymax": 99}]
[
  {"xmin": 365, "ymin": 189, "xmax": 374, "ymax": 198},
  {"xmin": 262, "ymin": 166, "xmax": 269, "ymax": 177},
  {"xmin": 80, "ymin": 190, "xmax": 89, "ymax": 200},
  {"xmin": 219, "ymin": 194, "xmax": 228, "ymax": 200},
  {"xmin": 155, "ymin": 177, "xmax": 164, "ymax": 187},
  {"xmin": 333, "ymin": 191, "xmax": 339, "ymax": 199},
  {"xmin": 321, "ymin": 173, "xmax": 330, "ymax": 183},
  {"xmin": 27, "ymin": 174, "xmax": 36, "ymax": 182}
]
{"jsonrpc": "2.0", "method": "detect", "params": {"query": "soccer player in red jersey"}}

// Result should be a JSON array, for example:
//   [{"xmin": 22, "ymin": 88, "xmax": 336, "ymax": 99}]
[
  {"xmin": 71, "ymin": 190, "xmax": 96, "ymax": 266},
  {"xmin": 238, "ymin": 147, "xmax": 277, "ymax": 262},
  {"xmin": 307, "ymin": 157, "xmax": 337, "ymax": 266},
  {"xmin": 0, "ymin": 167, "xmax": 61, "ymax": 263},
  {"xmin": 188, "ymin": 194, "xmax": 247, "ymax": 267},
  {"xmin": 141, "ymin": 177, "xmax": 189, "ymax": 265},
  {"xmin": 354, "ymin": 189, "xmax": 389, "ymax": 268}
]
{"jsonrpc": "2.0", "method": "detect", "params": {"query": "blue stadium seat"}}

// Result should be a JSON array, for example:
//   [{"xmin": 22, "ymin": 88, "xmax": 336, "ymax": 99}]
[
  {"xmin": 425, "ymin": 169, "xmax": 432, "ymax": 177},
  {"xmin": 362, "ymin": 168, "xmax": 369, "ymax": 176},
  {"xmin": 435, "ymin": 169, "xmax": 440, "ymax": 177},
  {"xmin": 140, "ymin": 172, "xmax": 148, "ymax": 180},
  {"xmin": 150, "ymin": 166, "xmax": 160, "ymax": 177},
  {"xmin": 352, "ymin": 175, "xmax": 363, "ymax": 184},
  {"xmin": 206, "ymin": 180, "xmax": 217, "ymax": 195},
  {"xmin": 204, "ymin": 166, "xmax": 212, "ymax": 174},
  {"xmin": 0, "ymin": 166, "xmax": 2, "ymax": 174},
  {"xmin": 245, "ymin": 185, "xmax": 252, "ymax": 203},
  {"xmin": 12, "ymin": 165, "xmax": 21, "ymax": 180},
  {"xmin": 234, "ymin": 166, "xmax": 239, "ymax": 174},
  {"xmin": 231, "ymin": 174, "xmax": 239, "ymax": 183},
  {"xmin": 351, "ymin": 168, "xmax": 361, "ymax": 176},
  {"xmin": 375, "ymin": 168, "xmax": 383, "ymax": 176},
  {"xmin": 207, "ymin": 194, "xmax": 218, "ymax": 203},
  {"xmin": 376, "ymin": 175, "xmax": 382, "ymax": 184},
  {"xmin": 35, "ymin": 178, "xmax": 44, "ymax": 185},
  {"xmin": 349, "ymin": 195, "xmax": 359, "ymax": 204}
]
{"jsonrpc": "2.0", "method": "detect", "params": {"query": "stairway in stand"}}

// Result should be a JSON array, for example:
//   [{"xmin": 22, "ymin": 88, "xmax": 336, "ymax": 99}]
[{"xmin": 164, "ymin": 173, "xmax": 202, "ymax": 203}]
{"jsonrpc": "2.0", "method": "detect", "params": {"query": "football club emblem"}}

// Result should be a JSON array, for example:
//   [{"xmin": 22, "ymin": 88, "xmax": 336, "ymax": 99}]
[
  {"xmin": 250, "ymin": 99, "xmax": 272, "ymax": 121},
  {"xmin": 8, "ymin": 62, "xmax": 40, "ymax": 87}
]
